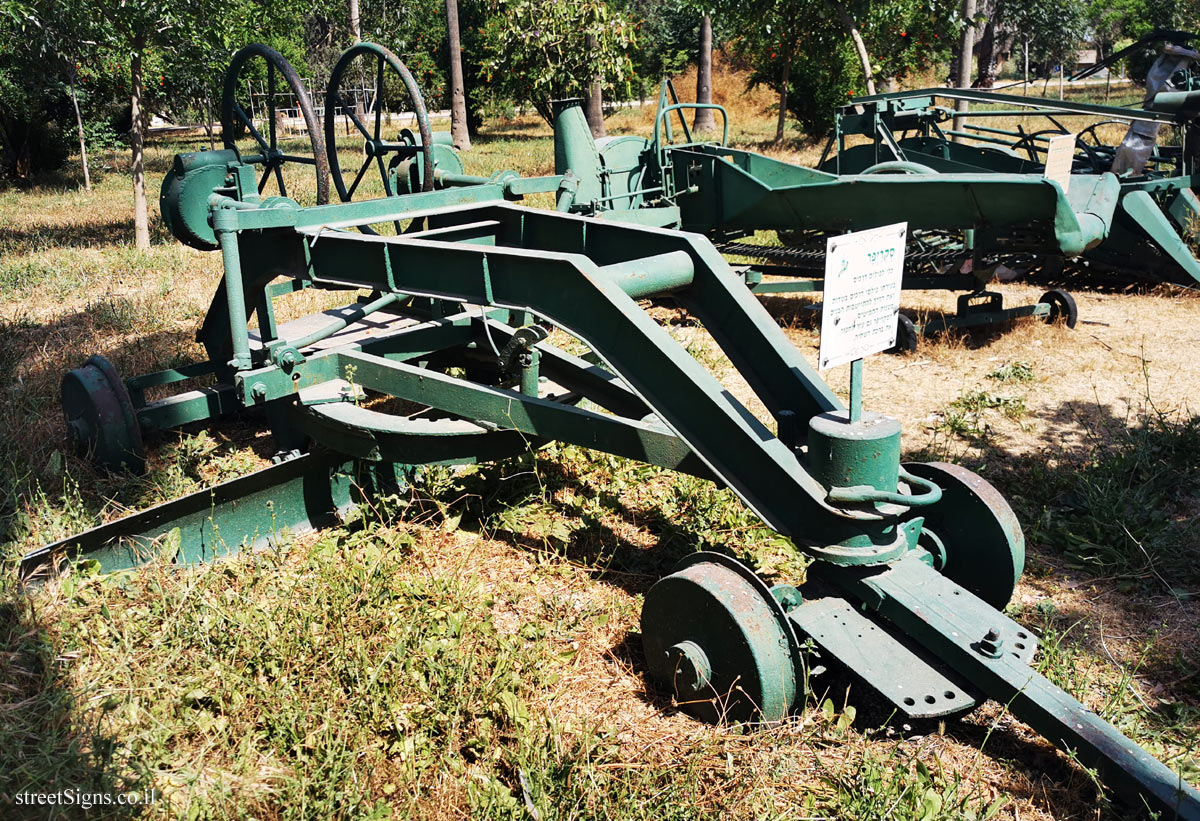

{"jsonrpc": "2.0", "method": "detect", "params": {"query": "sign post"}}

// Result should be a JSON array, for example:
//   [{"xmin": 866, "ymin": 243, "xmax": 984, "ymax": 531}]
[{"xmin": 818, "ymin": 222, "xmax": 908, "ymax": 421}]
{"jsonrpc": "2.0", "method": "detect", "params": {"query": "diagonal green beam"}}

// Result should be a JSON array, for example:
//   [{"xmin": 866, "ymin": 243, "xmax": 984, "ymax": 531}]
[{"xmin": 297, "ymin": 211, "xmax": 889, "ymax": 546}]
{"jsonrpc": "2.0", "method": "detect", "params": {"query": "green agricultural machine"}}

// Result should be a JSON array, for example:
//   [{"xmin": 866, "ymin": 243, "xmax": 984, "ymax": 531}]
[
  {"xmin": 559, "ymin": 75, "xmax": 1200, "ymax": 346},
  {"xmin": 22, "ymin": 43, "xmax": 1200, "ymax": 818}
]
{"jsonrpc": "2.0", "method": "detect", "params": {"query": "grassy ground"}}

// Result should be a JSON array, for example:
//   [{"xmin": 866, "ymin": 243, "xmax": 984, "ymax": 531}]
[{"xmin": 0, "ymin": 64, "xmax": 1198, "ymax": 820}]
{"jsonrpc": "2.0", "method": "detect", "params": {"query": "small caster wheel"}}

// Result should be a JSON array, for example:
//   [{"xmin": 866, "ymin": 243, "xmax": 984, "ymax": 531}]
[
  {"xmin": 641, "ymin": 552, "xmax": 802, "ymax": 724},
  {"xmin": 1039, "ymin": 288, "xmax": 1077, "ymax": 328},
  {"xmin": 61, "ymin": 355, "xmax": 145, "ymax": 473},
  {"xmin": 888, "ymin": 314, "xmax": 919, "ymax": 354}
]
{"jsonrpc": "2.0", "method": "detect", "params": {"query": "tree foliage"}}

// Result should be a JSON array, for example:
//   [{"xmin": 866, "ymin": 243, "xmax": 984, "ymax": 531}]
[
  {"xmin": 725, "ymin": 0, "xmax": 958, "ymax": 138},
  {"xmin": 479, "ymin": 0, "xmax": 636, "ymax": 123},
  {"xmin": 1000, "ymin": 0, "xmax": 1089, "ymax": 74}
]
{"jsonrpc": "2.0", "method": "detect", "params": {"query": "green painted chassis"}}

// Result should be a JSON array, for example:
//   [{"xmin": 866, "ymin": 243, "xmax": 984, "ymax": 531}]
[
  {"xmin": 587, "ymin": 85, "xmax": 1200, "ymax": 340},
  {"xmin": 23, "ymin": 152, "xmax": 1200, "ymax": 815},
  {"xmin": 823, "ymin": 88, "xmax": 1200, "ymax": 286}
]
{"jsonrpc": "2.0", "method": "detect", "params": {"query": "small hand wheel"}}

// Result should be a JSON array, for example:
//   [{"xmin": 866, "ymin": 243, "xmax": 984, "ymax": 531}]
[{"xmin": 324, "ymin": 42, "xmax": 435, "ymax": 207}]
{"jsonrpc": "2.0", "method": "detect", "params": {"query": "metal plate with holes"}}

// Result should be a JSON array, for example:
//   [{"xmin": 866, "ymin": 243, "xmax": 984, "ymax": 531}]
[
  {"xmin": 862, "ymin": 555, "xmax": 1040, "ymax": 669},
  {"xmin": 788, "ymin": 596, "xmax": 978, "ymax": 718}
]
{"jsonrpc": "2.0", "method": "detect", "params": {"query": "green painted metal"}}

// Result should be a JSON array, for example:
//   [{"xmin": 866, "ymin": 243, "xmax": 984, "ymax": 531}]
[
  {"xmin": 641, "ymin": 552, "xmax": 801, "ymax": 724},
  {"xmin": 551, "ymin": 79, "xmax": 1200, "ymax": 345},
  {"xmin": 553, "ymin": 100, "xmax": 604, "ymax": 207},
  {"xmin": 1122, "ymin": 189, "xmax": 1200, "ymax": 283},
  {"xmin": 807, "ymin": 411, "xmax": 901, "ymax": 496},
  {"xmin": 31, "ymin": 42, "xmax": 1200, "ymax": 815},
  {"xmin": 785, "ymin": 595, "xmax": 978, "ymax": 718},
  {"xmin": 61, "ymin": 355, "xmax": 145, "ymax": 473},
  {"xmin": 159, "ymin": 149, "xmax": 241, "ymax": 250},
  {"xmin": 663, "ymin": 145, "xmax": 1116, "ymax": 258},
  {"xmin": 852, "ymin": 554, "xmax": 1200, "ymax": 821},
  {"xmin": 21, "ymin": 451, "xmax": 359, "ymax": 576},
  {"xmin": 901, "ymin": 462, "xmax": 1024, "ymax": 609},
  {"xmin": 825, "ymin": 90, "xmax": 1200, "ymax": 287}
]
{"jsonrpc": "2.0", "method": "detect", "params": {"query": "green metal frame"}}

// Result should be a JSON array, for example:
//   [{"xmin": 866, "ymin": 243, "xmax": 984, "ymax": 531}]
[
  {"xmin": 29, "ymin": 42, "xmax": 1200, "ymax": 817},
  {"xmin": 823, "ymin": 88, "xmax": 1200, "ymax": 287},
  {"xmin": 557, "ymin": 81, "xmax": 1200, "ymax": 343}
]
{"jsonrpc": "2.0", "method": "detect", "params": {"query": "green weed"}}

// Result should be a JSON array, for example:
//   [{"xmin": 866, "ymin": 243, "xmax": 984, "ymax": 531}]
[
  {"xmin": 816, "ymin": 743, "xmax": 1008, "ymax": 821},
  {"xmin": 986, "ymin": 361, "xmax": 1035, "ymax": 384},
  {"xmin": 1024, "ymin": 412, "xmax": 1200, "ymax": 589}
]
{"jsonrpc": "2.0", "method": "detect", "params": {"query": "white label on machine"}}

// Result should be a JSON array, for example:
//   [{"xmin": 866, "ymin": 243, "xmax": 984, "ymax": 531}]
[
  {"xmin": 1043, "ymin": 133, "xmax": 1075, "ymax": 193},
  {"xmin": 818, "ymin": 223, "xmax": 907, "ymax": 370}
]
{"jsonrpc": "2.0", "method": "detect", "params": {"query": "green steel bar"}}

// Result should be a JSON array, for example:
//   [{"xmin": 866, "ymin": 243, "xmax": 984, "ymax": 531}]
[
  {"xmin": 747, "ymin": 279, "xmax": 823, "ymax": 293},
  {"xmin": 942, "ymin": 130, "xmax": 1036, "ymax": 147},
  {"xmin": 285, "ymin": 291, "xmax": 402, "ymax": 352},
  {"xmin": 653, "ymin": 103, "xmax": 729, "ymax": 168},
  {"xmin": 519, "ymin": 349, "xmax": 540, "ymax": 396},
  {"xmin": 919, "ymin": 302, "xmax": 1050, "ymax": 334},
  {"xmin": 504, "ymin": 174, "xmax": 567, "ymax": 197},
  {"xmin": 959, "ymin": 110, "xmax": 1129, "ymax": 120},
  {"xmin": 136, "ymin": 384, "xmax": 240, "ymax": 432},
  {"xmin": 848, "ymin": 359, "xmax": 863, "ymax": 423},
  {"xmin": 19, "ymin": 451, "xmax": 357, "ymax": 576},
  {"xmin": 127, "ymin": 361, "xmax": 218, "ymax": 392},
  {"xmin": 853, "ymin": 87, "xmax": 1178, "ymax": 124},
  {"xmin": 230, "ymin": 184, "xmax": 509, "ymax": 233},
  {"xmin": 296, "ymin": 216, "xmax": 895, "ymax": 548},
  {"xmin": 212, "ymin": 207, "xmax": 253, "ymax": 370},
  {"xmin": 434, "ymin": 171, "xmax": 493, "ymax": 187},
  {"xmin": 598, "ymin": 251, "xmax": 694, "ymax": 299},
  {"xmin": 849, "ymin": 555, "xmax": 1200, "ymax": 820},
  {"xmin": 591, "ymin": 186, "xmax": 666, "ymax": 206},
  {"xmin": 327, "ymin": 349, "xmax": 709, "ymax": 477}
]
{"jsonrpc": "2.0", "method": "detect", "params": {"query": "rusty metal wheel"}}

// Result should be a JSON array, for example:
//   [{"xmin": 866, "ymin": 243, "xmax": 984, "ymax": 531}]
[
  {"xmin": 221, "ymin": 43, "xmax": 330, "ymax": 205},
  {"xmin": 641, "ymin": 552, "xmax": 802, "ymax": 724}
]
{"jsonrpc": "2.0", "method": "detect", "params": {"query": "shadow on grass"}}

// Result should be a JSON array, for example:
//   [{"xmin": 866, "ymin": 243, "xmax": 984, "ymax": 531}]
[
  {"xmin": 0, "ymin": 219, "xmax": 139, "ymax": 256},
  {"xmin": 0, "ymin": 595, "xmax": 147, "ymax": 819}
]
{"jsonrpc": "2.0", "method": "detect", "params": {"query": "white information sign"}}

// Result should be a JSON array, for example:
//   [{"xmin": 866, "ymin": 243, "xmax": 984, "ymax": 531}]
[
  {"xmin": 1043, "ymin": 133, "xmax": 1076, "ymax": 194},
  {"xmin": 818, "ymin": 222, "xmax": 907, "ymax": 371}
]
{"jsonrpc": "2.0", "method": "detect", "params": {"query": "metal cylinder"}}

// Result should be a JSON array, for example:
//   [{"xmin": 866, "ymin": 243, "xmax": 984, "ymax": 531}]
[
  {"xmin": 552, "ymin": 99, "xmax": 603, "ymax": 206},
  {"xmin": 599, "ymin": 251, "xmax": 695, "ymax": 300},
  {"xmin": 807, "ymin": 410, "xmax": 901, "ymax": 493}
]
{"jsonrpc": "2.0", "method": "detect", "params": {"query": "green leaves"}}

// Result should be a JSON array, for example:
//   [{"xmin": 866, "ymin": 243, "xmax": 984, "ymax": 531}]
[{"xmin": 480, "ymin": 0, "xmax": 637, "ymax": 123}]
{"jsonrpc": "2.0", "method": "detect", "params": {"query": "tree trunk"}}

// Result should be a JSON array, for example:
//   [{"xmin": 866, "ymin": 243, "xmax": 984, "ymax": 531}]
[
  {"xmin": 953, "ymin": 0, "xmax": 977, "ymax": 142},
  {"xmin": 975, "ymin": 9, "xmax": 997, "ymax": 88},
  {"xmin": 131, "ymin": 35, "xmax": 150, "ymax": 249},
  {"xmin": 693, "ymin": 14, "xmax": 717, "ymax": 132},
  {"xmin": 1023, "ymin": 36, "xmax": 1029, "ymax": 95},
  {"xmin": 828, "ymin": 0, "xmax": 876, "ymax": 95},
  {"xmin": 69, "ymin": 76, "xmax": 91, "ymax": 192},
  {"xmin": 349, "ymin": 0, "xmax": 361, "ymax": 41},
  {"xmin": 583, "ymin": 34, "xmax": 605, "ymax": 138},
  {"xmin": 205, "ymin": 90, "xmax": 215, "ymax": 150},
  {"xmin": 445, "ymin": 0, "xmax": 471, "ymax": 150},
  {"xmin": 775, "ymin": 48, "xmax": 791, "ymax": 144}
]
